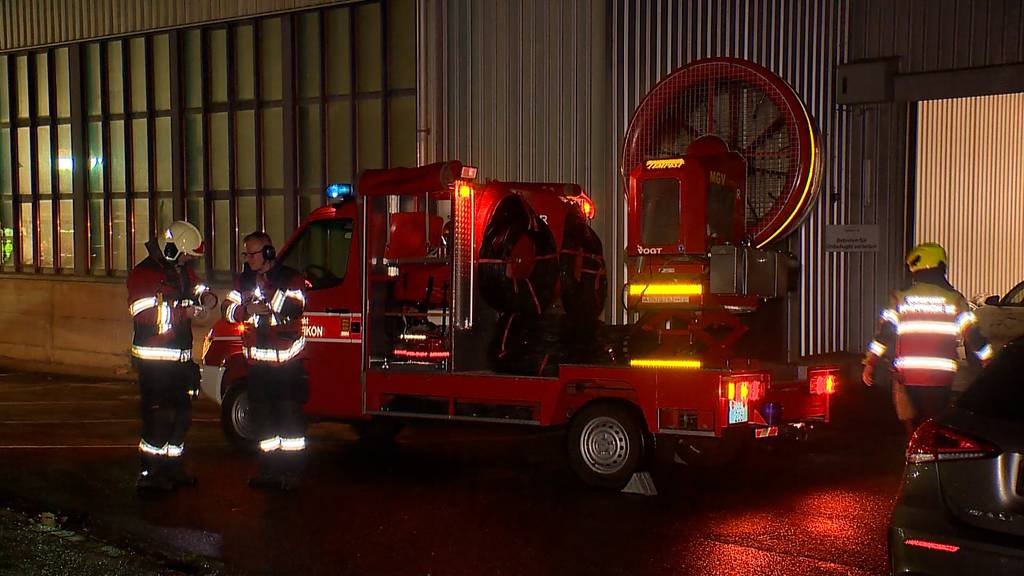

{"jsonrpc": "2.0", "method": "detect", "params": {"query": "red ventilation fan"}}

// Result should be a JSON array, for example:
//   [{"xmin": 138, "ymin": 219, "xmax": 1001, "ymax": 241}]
[{"xmin": 622, "ymin": 58, "xmax": 823, "ymax": 247}]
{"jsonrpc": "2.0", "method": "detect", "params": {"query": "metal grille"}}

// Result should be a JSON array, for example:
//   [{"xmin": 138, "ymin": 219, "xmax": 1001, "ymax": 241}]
[
  {"xmin": 452, "ymin": 183, "xmax": 475, "ymax": 330},
  {"xmin": 622, "ymin": 60, "xmax": 804, "ymax": 242}
]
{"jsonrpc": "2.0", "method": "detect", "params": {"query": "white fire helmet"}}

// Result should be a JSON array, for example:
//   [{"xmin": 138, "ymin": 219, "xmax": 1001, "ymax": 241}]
[{"xmin": 161, "ymin": 221, "xmax": 205, "ymax": 261}]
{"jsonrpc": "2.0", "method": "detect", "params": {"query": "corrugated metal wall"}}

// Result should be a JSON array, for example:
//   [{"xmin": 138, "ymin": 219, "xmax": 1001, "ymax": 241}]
[
  {"xmin": 426, "ymin": 0, "xmax": 850, "ymax": 356},
  {"xmin": 915, "ymin": 94, "xmax": 1024, "ymax": 301},
  {"xmin": 0, "ymin": 0, "xmax": 352, "ymax": 51},
  {"xmin": 852, "ymin": 0, "xmax": 1024, "ymax": 74},
  {"xmin": 612, "ymin": 0, "xmax": 850, "ymax": 356},
  {"xmin": 846, "ymin": 0, "xmax": 1024, "ymax": 352},
  {"xmin": 422, "ymin": 0, "xmax": 612, "ymax": 266}
]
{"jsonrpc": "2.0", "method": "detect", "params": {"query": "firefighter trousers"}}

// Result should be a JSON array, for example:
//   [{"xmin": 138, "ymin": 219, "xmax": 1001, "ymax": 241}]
[
  {"xmin": 137, "ymin": 359, "xmax": 193, "ymax": 453},
  {"xmin": 248, "ymin": 360, "xmax": 308, "ymax": 477}
]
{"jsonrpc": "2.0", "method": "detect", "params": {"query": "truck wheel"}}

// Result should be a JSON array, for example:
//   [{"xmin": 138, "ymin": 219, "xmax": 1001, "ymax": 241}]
[
  {"xmin": 568, "ymin": 403, "xmax": 645, "ymax": 489},
  {"xmin": 221, "ymin": 381, "xmax": 258, "ymax": 452}
]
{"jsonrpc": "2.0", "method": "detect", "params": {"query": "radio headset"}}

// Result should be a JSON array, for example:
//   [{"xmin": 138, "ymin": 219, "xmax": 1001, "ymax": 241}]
[{"xmin": 262, "ymin": 244, "xmax": 276, "ymax": 261}]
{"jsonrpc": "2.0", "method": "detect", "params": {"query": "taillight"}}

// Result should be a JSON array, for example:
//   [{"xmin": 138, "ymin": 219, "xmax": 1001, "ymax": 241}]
[
  {"xmin": 809, "ymin": 369, "xmax": 838, "ymax": 395},
  {"xmin": 720, "ymin": 375, "xmax": 767, "ymax": 402},
  {"xmin": 906, "ymin": 420, "xmax": 1000, "ymax": 464}
]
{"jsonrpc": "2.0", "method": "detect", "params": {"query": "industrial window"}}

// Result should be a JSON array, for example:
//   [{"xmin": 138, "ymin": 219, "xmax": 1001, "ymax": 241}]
[
  {"xmin": 0, "ymin": 47, "xmax": 74, "ymax": 273},
  {"xmin": 640, "ymin": 178, "xmax": 681, "ymax": 246},
  {"xmin": 0, "ymin": 0, "xmax": 413, "ymax": 282},
  {"xmin": 706, "ymin": 184, "xmax": 735, "ymax": 243}
]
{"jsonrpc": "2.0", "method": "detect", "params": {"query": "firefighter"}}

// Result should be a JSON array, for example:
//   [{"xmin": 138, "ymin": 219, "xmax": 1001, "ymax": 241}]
[
  {"xmin": 223, "ymin": 231, "xmax": 308, "ymax": 491},
  {"xmin": 862, "ymin": 242, "xmax": 993, "ymax": 436},
  {"xmin": 127, "ymin": 220, "xmax": 215, "ymax": 492}
]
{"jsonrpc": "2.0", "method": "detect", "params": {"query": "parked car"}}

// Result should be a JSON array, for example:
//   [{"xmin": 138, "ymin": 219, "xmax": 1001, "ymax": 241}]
[
  {"xmin": 975, "ymin": 280, "xmax": 1024, "ymax": 351},
  {"xmin": 889, "ymin": 335, "xmax": 1024, "ymax": 575}
]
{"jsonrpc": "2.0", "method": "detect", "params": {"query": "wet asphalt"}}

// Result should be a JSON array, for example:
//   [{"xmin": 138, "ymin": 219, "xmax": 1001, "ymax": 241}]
[{"xmin": 0, "ymin": 370, "xmax": 905, "ymax": 575}]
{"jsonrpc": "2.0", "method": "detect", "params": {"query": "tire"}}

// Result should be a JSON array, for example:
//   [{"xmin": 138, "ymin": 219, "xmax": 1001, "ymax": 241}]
[
  {"xmin": 221, "ymin": 381, "xmax": 258, "ymax": 452},
  {"xmin": 478, "ymin": 195, "xmax": 559, "ymax": 316},
  {"xmin": 567, "ymin": 402, "xmax": 645, "ymax": 489}
]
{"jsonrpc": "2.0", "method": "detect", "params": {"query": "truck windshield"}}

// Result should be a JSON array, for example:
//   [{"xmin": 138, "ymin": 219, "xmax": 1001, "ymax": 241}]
[
  {"xmin": 641, "ymin": 178, "xmax": 681, "ymax": 246},
  {"xmin": 279, "ymin": 218, "xmax": 354, "ymax": 290}
]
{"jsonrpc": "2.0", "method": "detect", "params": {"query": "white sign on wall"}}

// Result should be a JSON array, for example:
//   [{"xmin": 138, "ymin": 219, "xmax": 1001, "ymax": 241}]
[{"xmin": 825, "ymin": 225, "xmax": 879, "ymax": 252}]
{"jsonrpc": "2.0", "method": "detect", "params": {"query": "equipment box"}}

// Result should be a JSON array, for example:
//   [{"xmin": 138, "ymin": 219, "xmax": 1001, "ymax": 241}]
[{"xmin": 710, "ymin": 246, "xmax": 787, "ymax": 298}]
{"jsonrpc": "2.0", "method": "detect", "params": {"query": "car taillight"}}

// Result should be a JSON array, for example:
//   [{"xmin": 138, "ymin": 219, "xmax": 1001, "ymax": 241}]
[{"xmin": 906, "ymin": 420, "xmax": 1000, "ymax": 464}]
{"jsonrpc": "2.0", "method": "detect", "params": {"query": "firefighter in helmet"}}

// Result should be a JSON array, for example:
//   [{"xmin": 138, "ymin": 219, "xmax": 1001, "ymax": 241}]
[
  {"xmin": 862, "ymin": 242, "xmax": 993, "ymax": 436},
  {"xmin": 223, "ymin": 231, "xmax": 308, "ymax": 491},
  {"xmin": 127, "ymin": 220, "xmax": 216, "ymax": 492}
]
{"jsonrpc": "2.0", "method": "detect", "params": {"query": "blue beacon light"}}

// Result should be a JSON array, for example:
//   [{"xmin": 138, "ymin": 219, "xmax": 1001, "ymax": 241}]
[{"xmin": 326, "ymin": 183, "xmax": 353, "ymax": 200}]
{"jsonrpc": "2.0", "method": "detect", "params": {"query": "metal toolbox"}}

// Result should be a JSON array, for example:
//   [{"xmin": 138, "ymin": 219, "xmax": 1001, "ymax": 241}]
[{"xmin": 710, "ymin": 245, "xmax": 787, "ymax": 298}]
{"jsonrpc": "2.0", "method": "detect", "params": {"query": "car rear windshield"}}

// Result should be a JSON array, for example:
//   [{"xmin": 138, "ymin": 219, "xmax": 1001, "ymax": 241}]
[{"xmin": 957, "ymin": 338, "xmax": 1024, "ymax": 421}]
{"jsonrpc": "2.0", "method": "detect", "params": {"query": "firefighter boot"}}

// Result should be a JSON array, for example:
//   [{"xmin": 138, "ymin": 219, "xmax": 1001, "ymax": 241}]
[
  {"xmin": 164, "ymin": 458, "xmax": 197, "ymax": 487},
  {"xmin": 247, "ymin": 452, "xmax": 282, "ymax": 490},
  {"xmin": 277, "ymin": 451, "xmax": 306, "ymax": 492},
  {"xmin": 136, "ymin": 455, "xmax": 174, "ymax": 493}
]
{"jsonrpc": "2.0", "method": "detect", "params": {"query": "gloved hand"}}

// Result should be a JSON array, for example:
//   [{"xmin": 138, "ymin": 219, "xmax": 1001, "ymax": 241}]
[
  {"xmin": 187, "ymin": 361, "xmax": 202, "ymax": 399},
  {"xmin": 862, "ymin": 357, "xmax": 876, "ymax": 387},
  {"xmin": 192, "ymin": 306, "xmax": 210, "ymax": 322}
]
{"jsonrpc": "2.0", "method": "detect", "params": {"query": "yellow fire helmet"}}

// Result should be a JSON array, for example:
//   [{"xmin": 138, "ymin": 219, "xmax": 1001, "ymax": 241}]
[
  {"xmin": 906, "ymin": 242, "xmax": 947, "ymax": 273},
  {"xmin": 161, "ymin": 220, "xmax": 205, "ymax": 261}
]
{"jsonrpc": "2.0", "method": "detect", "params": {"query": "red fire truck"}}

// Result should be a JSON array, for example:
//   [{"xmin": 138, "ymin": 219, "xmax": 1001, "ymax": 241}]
[{"xmin": 200, "ymin": 58, "xmax": 840, "ymax": 489}]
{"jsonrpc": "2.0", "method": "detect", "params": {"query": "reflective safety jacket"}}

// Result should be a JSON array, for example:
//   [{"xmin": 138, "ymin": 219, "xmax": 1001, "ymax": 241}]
[
  {"xmin": 127, "ymin": 257, "xmax": 210, "ymax": 362},
  {"xmin": 866, "ymin": 281, "xmax": 993, "ymax": 387},
  {"xmin": 224, "ymin": 265, "xmax": 306, "ymax": 364}
]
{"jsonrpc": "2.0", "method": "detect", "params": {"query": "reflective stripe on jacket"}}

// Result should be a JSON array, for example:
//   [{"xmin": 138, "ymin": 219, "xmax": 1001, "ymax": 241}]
[
  {"xmin": 866, "ymin": 281, "xmax": 991, "ymax": 387},
  {"xmin": 127, "ymin": 257, "xmax": 203, "ymax": 362},
  {"xmin": 222, "ymin": 264, "xmax": 306, "ymax": 364}
]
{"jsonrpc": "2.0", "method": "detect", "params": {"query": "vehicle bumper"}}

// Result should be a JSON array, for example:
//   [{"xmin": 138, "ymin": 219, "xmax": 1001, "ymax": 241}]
[
  {"xmin": 890, "ymin": 505, "xmax": 1024, "ymax": 575},
  {"xmin": 200, "ymin": 365, "xmax": 226, "ymax": 405}
]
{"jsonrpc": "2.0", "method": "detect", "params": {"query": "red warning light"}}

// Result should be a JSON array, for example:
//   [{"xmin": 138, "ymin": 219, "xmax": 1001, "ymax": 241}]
[{"xmin": 578, "ymin": 194, "xmax": 595, "ymax": 219}]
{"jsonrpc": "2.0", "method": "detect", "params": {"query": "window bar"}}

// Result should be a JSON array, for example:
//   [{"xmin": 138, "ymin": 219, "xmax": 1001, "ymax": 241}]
[
  {"xmin": 5, "ymin": 56, "xmax": 20, "ymax": 273},
  {"xmin": 122, "ymin": 40, "xmax": 135, "ymax": 268},
  {"xmin": 227, "ymin": 25, "xmax": 238, "ymax": 275},
  {"xmin": 253, "ymin": 19, "xmax": 264, "ymax": 231},
  {"xmin": 348, "ymin": 8, "xmax": 358, "ymax": 177},
  {"xmin": 169, "ymin": 31, "xmax": 185, "ymax": 222},
  {"xmin": 201, "ymin": 28, "xmax": 214, "ymax": 280},
  {"xmin": 99, "ymin": 42, "xmax": 113, "ymax": 274},
  {"xmin": 318, "ymin": 10, "xmax": 328, "ymax": 198},
  {"xmin": 27, "ymin": 52, "xmax": 39, "ymax": 271},
  {"xmin": 145, "ymin": 35, "xmax": 157, "ymax": 248},
  {"xmin": 380, "ymin": 3, "xmax": 390, "ymax": 168},
  {"xmin": 282, "ymin": 14, "xmax": 297, "ymax": 235},
  {"xmin": 47, "ymin": 47, "xmax": 59, "ymax": 272},
  {"xmin": 69, "ymin": 44, "xmax": 87, "ymax": 275}
]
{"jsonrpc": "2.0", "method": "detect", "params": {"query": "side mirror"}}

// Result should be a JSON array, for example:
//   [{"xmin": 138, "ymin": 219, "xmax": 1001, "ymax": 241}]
[{"xmin": 984, "ymin": 295, "xmax": 1001, "ymax": 306}]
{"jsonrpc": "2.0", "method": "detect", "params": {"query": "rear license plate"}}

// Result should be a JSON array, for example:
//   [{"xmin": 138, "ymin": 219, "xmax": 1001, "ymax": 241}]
[{"xmin": 728, "ymin": 401, "xmax": 748, "ymax": 424}]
